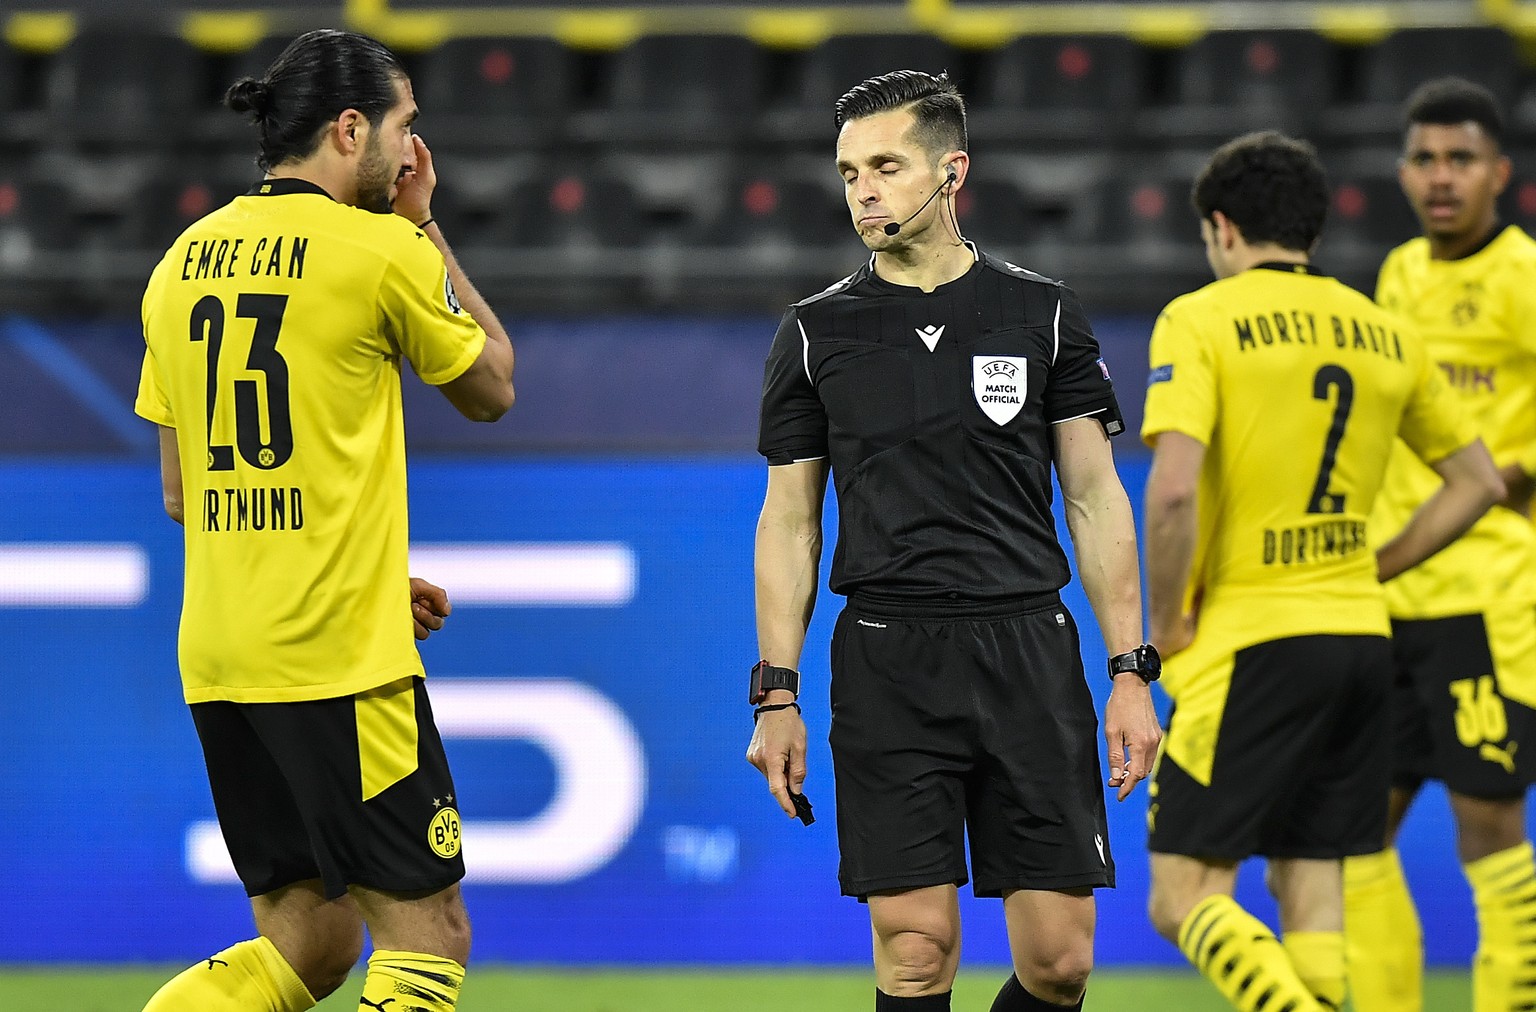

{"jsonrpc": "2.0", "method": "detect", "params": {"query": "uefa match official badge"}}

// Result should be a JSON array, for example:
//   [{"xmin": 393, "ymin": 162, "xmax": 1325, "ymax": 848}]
[{"xmin": 973, "ymin": 356, "xmax": 1028, "ymax": 425}]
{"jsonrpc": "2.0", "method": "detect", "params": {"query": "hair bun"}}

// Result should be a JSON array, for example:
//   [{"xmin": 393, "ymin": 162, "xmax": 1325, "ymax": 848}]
[{"xmin": 225, "ymin": 77, "xmax": 272, "ymax": 118}]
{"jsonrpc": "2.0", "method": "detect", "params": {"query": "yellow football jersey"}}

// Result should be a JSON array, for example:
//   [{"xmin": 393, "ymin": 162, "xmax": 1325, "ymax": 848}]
[
  {"xmin": 1143, "ymin": 264, "xmax": 1473, "ymax": 657},
  {"xmin": 135, "ymin": 178, "xmax": 487, "ymax": 704},
  {"xmin": 1373, "ymin": 226, "xmax": 1536, "ymax": 619}
]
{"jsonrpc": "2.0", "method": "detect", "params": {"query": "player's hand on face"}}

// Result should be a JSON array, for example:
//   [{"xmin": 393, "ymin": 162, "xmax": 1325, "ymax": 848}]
[
  {"xmin": 409, "ymin": 576, "xmax": 451, "ymax": 641},
  {"xmin": 393, "ymin": 134, "xmax": 437, "ymax": 228},
  {"xmin": 1104, "ymin": 676, "xmax": 1162, "ymax": 802},
  {"xmin": 745, "ymin": 703, "xmax": 808, "ymax": 819}
]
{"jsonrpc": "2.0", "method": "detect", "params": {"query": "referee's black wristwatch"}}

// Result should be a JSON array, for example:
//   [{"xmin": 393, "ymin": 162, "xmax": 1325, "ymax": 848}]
[
  {"xmin": 749, "ymin": 660, "xmax": 800, "ymax": 703},
  {"xmin": 1108, "ymin": 644, "xmax": 1161, "ymax": 684}
]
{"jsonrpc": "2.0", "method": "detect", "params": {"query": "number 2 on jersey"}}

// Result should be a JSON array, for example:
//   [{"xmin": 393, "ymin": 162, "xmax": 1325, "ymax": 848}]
[
  {"xmin": 1307, "ymin": 364, "xmax": 1354, "ymax": 514},
  {"xmin": 189, "ymin": 293, "xmax": 293, "ymax": 472}
]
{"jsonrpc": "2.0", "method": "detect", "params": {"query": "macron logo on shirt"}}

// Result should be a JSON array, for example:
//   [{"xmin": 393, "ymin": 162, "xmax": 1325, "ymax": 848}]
[{"xmin": 916, "ymin": 324, "xmax": 945, "ymax": 352}]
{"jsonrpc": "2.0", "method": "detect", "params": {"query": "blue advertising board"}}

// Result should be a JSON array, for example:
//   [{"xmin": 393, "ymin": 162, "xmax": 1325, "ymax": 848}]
[{"xmin": 0, "ymin": 456, "xmax": 1490, "ymax": 966}]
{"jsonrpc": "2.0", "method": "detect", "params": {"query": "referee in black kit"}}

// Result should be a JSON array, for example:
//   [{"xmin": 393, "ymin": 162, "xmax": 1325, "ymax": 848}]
[{"xmin": 746, "ymin": 71, "xmax": 1161, "ymax": 1011}]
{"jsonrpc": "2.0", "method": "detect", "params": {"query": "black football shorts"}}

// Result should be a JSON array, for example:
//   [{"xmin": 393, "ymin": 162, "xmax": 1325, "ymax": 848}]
[
  {"xmin": 1149, "ymin": 634, "xmax": 1392, "ymax": 860},
  {"xmin": 828, "ymin": 594, "xmax": 1113, "ymax": 899},
  {"xmin": 191, "ymin": 675, "xmax": 465, "ymax": 900},
  {"xmin": 1391, "ymin": 608, "xmax": 1536, "ymax": 799}
]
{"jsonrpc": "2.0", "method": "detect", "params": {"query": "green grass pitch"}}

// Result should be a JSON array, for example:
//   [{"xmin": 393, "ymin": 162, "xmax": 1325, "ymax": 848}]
[{"xmin": 0, "ymin": 966, "xmax": 1472, "ymax": 1010}]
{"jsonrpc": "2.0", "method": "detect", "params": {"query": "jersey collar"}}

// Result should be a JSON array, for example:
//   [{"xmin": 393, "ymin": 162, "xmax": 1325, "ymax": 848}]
[
  {"xmin": 246, "ymin": 177, "xmax": 337, "ymax": 201},
  {"xmin": 865, "ymin": 239, "xmax": 980, "ymax": 273},
  {"xmin": 1252, "ymin": 260, "xmax": 1323, "ymax": 276},
  {"xmin": 1438, "ymin": 221, "xmax": 1505, "ymax": 262}
]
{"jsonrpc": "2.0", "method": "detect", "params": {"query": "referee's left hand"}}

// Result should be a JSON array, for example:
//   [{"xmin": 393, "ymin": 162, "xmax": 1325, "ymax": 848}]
[
  {"xmin": 1104, "ymin": 676, "xmax": 1162, "ymax": 802},
  {"xmin": 410, "ymin": 577, "xmax": 451, "ymax": 641},
  {"xmin": 746, "ymin": 696, "xmax": 808, "ymax": 819}
]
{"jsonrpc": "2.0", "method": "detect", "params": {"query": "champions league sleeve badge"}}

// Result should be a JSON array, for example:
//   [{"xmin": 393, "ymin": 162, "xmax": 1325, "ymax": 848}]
[{"xmin": 973, "ymin": 356, "xmax": 1028, "ymax": 425}]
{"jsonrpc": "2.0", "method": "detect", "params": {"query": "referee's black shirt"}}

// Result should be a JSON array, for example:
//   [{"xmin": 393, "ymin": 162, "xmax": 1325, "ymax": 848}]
[{"xmin": 758, "ymin": 246, "xmax": 1124, "ymax": 608}]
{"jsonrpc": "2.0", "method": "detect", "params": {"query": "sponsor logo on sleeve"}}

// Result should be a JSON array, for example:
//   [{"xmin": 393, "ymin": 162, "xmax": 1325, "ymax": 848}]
[{"xmin": 1147, "ymin": 364, "xmax": 1174, "ymax": 387}]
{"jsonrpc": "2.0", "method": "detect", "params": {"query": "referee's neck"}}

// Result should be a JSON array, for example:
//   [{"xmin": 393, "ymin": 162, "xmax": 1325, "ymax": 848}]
[{"xmin": 873, "ymin": 242, "xmax": 975, "ymax": 293}]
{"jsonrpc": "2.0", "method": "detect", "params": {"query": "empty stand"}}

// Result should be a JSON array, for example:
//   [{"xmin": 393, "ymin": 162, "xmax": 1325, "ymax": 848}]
[
  {"xmin": 758, "ymin": 34, "xmax": 956, "ymax": 145},
  {"xmin": 569, "ymin": 35, "xmax": 765, "ymax": 146},
  {"xmin": 501, "ymin": 172, "xmax": 646, "ymax": 249},
  {"xmin": 706, "ymin": 173, "xmax": 850, "ymax": 246},
  {"xmin": 46, "ymin": 27, "xmax": 209, "ymax": 145},
  {"xmin": 1321, "ymin": 28, "xmax": 1521, "ymax": 141},
  {"xmin": 968, "ymin": 35, "xmax": 1145, "ymax": 146},
  {"xmin": 412, "ymin": 36, "xmax": 574, "ymax": 150},
  {"xmin": 1138, "ymin": 30, "xmax": 1339, "ymax": 142}
]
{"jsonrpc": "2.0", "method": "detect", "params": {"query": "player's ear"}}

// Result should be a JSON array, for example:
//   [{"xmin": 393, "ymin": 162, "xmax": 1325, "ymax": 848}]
[{"xmin": 335, "ymin": 108, "xmax": 365, "ymax": 154}]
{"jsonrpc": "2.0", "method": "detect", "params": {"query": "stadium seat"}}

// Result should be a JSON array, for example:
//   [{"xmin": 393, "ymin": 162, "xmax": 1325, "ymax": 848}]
[
  {"xmin": 412, "ymin": 37, "xmax": 574, "ymax": 150},
  {"xmin": 1324, "ymin": 172, "xmax": 1417, "ymax": 249},
  {"xmin": 1137, "ymin": 30, "xmax": 1339, "ymax": 142},
  {"xmin": 1082, "ymin": 169, "xmax": 1194, "ymax": 250},
  {"xmin": 1499, "ymin": 152, "xmax": 1536, "ymax": 235},
  {"xmin": 46, "ymin": 27, "xmax": 208, "ymax": 146},
  {"xmin": 0, "ymin": 172, "xmax": 78, "ymax": 269},
  {"xmin": 569, "ymin": 35, "xmax": 765, "ymax": 146},
  {"xmin": 968, "ymin": 35, "xmax": 1146, "ymax": 146},
  {"xmin": 758, "ymin": 34, "xmax": 956, "ymax": 145},
  {"xmin": 131, "ymin": 164, "xmax": 254, "ymax": 249},
  {"xmin": 498, "ymin": 171, "xmax": 645, "ymax": 249},
  {"xmin": 1320, "ymin": 27, "xmax": 1520, "ymax": 141},
  {"xmin": 704, "ymin": 173, "xmax": 850, "ymax": 247},
  {"xmin": 950, "ymin": 175, "xmax": 1036, "ymax": 249}
]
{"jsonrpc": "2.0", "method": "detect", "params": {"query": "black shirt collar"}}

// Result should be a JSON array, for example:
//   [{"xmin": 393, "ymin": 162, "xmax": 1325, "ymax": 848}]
[
  {"xmin": 1441, "ymin": 222, "xmax": 1504, "ymax": 262},
  {"xmin": 1252, "ymin": 260, "xmax": 1323, "ymax": 276},
  {"xmin": 246, "ymin": 177, "xmax": 336, "ymax": 200}
]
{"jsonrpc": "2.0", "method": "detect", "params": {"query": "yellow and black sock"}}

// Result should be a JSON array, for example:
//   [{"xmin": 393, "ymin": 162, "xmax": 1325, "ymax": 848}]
[
  {"xmin": 359, "ymin": 950, "xmax": 465, "ymax": 1011},
  {"xmin": 1178, "ymin": 895, "xmax": 1322, "ymax": 1011},
  {"xmin": 1344, "ymin": 848, "xmax": 1423, "ymax": 1012},
  {"xmin": 1283, "ymin": 931, "xmax": 1346, "ymax": 1009},
  {"xmin": 1464, "ymin": 840, "xmax": 1536, "ymax": 1012},
  {"xmin": 142, "ymin": 936, "xmax": 314, "ymax": 1011}
]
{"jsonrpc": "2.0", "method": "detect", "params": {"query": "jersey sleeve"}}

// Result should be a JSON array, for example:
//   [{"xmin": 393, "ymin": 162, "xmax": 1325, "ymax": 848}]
[
  {"xmin": 134, "ymin": 259, "xmax": 175, "ymax": 426},
  {"xmin": 379, "ymin": 228, "xmax": 488, "ymax": 386},
  {"xmin": 758, "ymin": 308, "xmax": 828, "ymax": 465},
  {"xmin": 1141, "ymin": 303, "xmax": 1217, "ymax": 447},
  {"xmin": 1398, "ymin": 334, "xmax": 1477, "ymax": 465},
  {"xmin": 1043, "ymin": 284, "xmax": 1124, "ymax": 435}
]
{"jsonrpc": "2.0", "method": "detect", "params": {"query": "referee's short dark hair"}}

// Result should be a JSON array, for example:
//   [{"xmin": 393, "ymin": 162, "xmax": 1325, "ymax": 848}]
[
  {"xmin": 225, "ymin": 29, "xmax": 407, "ymax": 172},
  {"xmin": 835, "ymin": 70, "xmax": 967, "ymax": 158},
  {"xmin": 1192, "ymin": 130, "xmax": 1329, "ymax": 253},
  {"xmin": 1404, "ymin": 77, "xmax": 1504, "ymax": 148}
]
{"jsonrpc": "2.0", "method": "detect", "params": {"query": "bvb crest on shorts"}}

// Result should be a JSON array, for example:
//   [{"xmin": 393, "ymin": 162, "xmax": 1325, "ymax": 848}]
[{"xmin": 973, "ymin": 356, "xmax": 1028, "ymax": 425}]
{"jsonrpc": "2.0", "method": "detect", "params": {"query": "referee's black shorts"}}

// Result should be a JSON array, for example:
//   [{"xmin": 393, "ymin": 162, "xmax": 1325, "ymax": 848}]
[
  {"xmin": 829, "ymin": 594, "xmax": 1113, "ymax": 899},
  {"xmin": 191, "ymin": 674, "xmax": 465, "ymax": 900}
]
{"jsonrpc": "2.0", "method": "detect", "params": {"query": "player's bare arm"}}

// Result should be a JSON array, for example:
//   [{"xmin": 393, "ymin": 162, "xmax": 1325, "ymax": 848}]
[
  {"xmin": 1143, "ymin": 430, "xmax": 1204, "ymax": 657},
  {"xmin": 156, "ymin": 424, "xmax": 185, "ymax": 526},
  {"xmin": 396, "ymin": 134, "xmax": 515, "ymax": 422},
  {"xmin": 747, "ymin": 458, "xmax": 828, "ymax": 818},
  {"xmin": 1053, "ymin": 415, "xmax": 1160, "ymax": 801},
  {"xmin": 1377, "ymin": 438, "xmax": 1503, "ymax": 582}
]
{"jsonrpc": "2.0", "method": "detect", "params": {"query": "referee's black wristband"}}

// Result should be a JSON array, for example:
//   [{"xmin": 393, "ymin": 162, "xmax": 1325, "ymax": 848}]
[
  {"xmin": 753, "ymin": 702, "xmax": 801, "ymax": 723},
  {"xmin": 415, "ymin": 217, "xmax": 435, "ymax": 230}
]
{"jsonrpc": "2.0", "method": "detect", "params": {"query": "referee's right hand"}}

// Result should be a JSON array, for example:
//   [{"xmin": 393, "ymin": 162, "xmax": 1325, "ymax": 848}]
[{"xmin": 746, "ymin": 696, "xmax": 808, "ymax": 819}]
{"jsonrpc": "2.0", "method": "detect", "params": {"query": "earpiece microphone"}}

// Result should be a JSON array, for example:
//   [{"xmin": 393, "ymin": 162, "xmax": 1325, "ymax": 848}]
[{"xmin": 883, "ymin": 167, "xmax": 958, "ymax": 236}]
